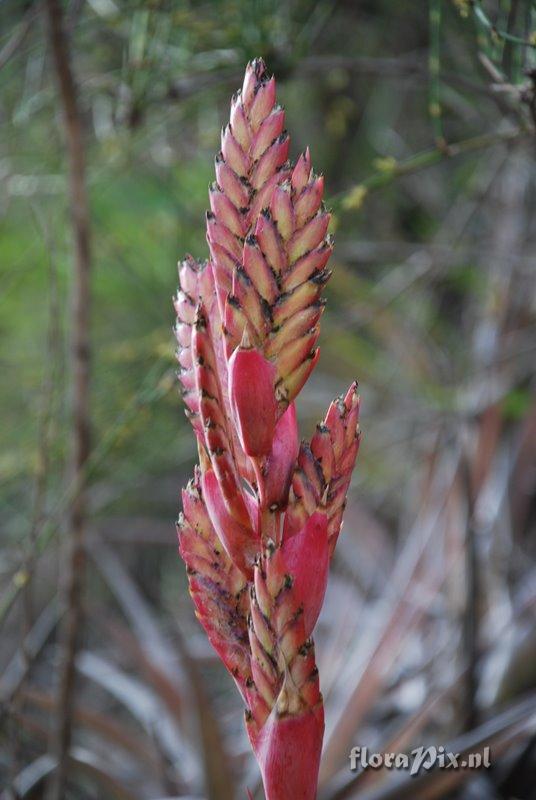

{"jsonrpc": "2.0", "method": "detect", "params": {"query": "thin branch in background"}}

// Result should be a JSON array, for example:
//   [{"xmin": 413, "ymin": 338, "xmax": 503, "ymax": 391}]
[
  {"xmin": 299, "ymin": 52, "xmax": 426, "ymax": 77},
  {"xmin": 471, "ymin": 0, "xmax": 536, "ymax": 49},
  {"xmin": 21, "ymin": 205, "xmax": 63, "ymax": 636},
  {"xmin": 429, "ymin": 0, "xmax": 445, "ymax": 148},
  {"xmin": 44, "ymin": 0, "xmax": 92, "ymax": 797},
  {"xmin": 460, "ymin": 444, "xmax": 479, "ymax": 732},
  {"xmin": 522, "ymin": 1, "xmax": 534, "ymax": 70},
  {"xmin": 0, "ymin": 599, "xmax": 63, "ymax": 706},
  {"xmin": 502, "ymin": 0, "xmax": 520, "ymax": 79},
  {"xmin": 0, "ymin": 1, "xmax": 40, "ymax": 72},
  {"xmin": 339, "ymin": 126, "xmax": 531, "ymax": 212}
]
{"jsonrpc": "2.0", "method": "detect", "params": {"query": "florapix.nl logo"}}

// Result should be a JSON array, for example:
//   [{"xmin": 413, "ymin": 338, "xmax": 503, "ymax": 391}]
[{"xmin": 349, "ymin": 746, "xmax": 491, "ymax": 776}]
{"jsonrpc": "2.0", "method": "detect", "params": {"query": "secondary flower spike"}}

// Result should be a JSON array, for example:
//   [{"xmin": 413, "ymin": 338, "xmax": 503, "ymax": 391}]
[{"xmin": 174, "ymin": 58, "xmax": 360, "ymax": 800}]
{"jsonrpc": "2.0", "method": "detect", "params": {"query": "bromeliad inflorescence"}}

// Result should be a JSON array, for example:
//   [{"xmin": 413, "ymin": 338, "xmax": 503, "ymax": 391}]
[{"xmin": 174, "ymin": 59, "xmax": 360, "ymax": 800}]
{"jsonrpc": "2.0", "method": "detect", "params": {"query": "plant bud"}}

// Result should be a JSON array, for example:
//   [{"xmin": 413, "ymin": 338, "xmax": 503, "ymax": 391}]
[{"xmin": 228, "ymin": 338, "xmax": 278, "ymax": 457}]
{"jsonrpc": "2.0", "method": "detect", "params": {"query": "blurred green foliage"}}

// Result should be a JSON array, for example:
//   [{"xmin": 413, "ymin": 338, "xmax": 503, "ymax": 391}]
[{"xmin": 1, "ymin": 0, "xmax": 535, "ymax": 540}]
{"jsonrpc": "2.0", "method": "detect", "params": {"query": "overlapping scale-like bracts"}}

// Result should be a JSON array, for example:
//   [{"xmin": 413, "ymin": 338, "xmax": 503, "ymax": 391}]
[
  {"xmin": 248, "ymin": 550, "xmax": 321, "ymax": 724},
  {"xmin": 174, "ymin": 257, "xmax": 258, "ymax": 550},
  {"xmin": 207, "ymin": 58, "xmax": 290, "ymax": 317},
  {"xmin": 173, "ymin": 256, "xmax": 214, "ymax": 439},
  {"xmin": 175, "ymin": 60, "xmax": 361, "ymax": 800},
  {"xmin": 246, "ymin": 540, "xmax": 324, "ymax": 799},
  {"xmin": 205, "ymin": 58, "xmax": 332, "ymax": 414},
  {"xmin": 285, "ymin": 382, "xmax": 361, "ymax": 555},
  {"xmin": 223, "ymin": 147, "xmax": 332, "ymax": 411},
  {"xmin": 178, "ymin": 469, "xmax": 251, "ymax": 686}
]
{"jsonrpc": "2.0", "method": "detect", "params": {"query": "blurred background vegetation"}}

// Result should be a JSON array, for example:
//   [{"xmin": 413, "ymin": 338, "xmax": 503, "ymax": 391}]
[{"xmin": 1, "ymin": 1, "xmax": 535, "ymax": 798}]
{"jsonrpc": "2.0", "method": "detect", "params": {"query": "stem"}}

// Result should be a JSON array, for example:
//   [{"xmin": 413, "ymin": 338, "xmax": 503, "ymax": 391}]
[
  {"xmin": 0, "ymin": 2, "xmax": 39, "ymax": 71},
  {"xmin": 44, "ymin": 0, "xmax": 91, "ymax": 796},
  {"xmin": 502, "ymin": 0, "xmax": 520, "ymax": 79},
  {"xmin": 429, "ymin": 0, "xmax": 444, "ymax": 147},
  {"xmin": 339, "ymin": 127, "xmax": 531, "ymax": 211},
  {"xmin": 471, "ymin": 0, "xmax": 536, "ymax": 49},
  {"xmin": 461, "ymin": 450, "xmax": 479, "ymax": 732},
  {"xmin": 21, "ymin": 207, "xmax": 64, "ymax": 638}
]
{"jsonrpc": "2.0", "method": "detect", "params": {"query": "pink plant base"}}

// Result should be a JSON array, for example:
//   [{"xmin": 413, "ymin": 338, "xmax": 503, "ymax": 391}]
[
  {"xmin": 249, "ymin": 707, "xmax": 324, "ymax": 800},
  {"xmin": 175, "ymin": 59, "xmax": 360, "ymax": 799}
]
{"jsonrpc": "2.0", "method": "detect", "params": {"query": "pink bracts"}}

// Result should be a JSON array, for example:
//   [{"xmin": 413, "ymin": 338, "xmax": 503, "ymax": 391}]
[{"xmin": 174, "ymin": 58, "xmax": 360, "ymax": 800}]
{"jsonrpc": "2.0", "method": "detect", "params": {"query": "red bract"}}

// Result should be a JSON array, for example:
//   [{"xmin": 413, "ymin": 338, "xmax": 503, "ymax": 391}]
[{"xmin": 174, "ymin": 58, "xmax": 360, "ymax": 800}]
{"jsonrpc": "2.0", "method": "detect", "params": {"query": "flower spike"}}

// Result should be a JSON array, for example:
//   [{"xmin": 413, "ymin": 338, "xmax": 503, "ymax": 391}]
[{"xmin": 174, "ymin": 60, "xmax": 361, "ymax": 800}]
